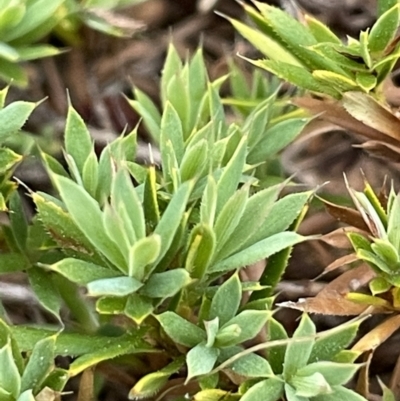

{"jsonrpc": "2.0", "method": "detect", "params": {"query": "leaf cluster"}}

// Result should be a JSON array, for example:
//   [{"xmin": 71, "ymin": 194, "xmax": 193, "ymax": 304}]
[{"xmin": 227, "ymin": 0, "xmax": 400, "ymax": 98}]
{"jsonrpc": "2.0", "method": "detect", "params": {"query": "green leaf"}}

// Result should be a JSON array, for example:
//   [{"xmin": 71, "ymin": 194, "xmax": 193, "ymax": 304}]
[
  {"xmin": 128, "ymin": 235, "xmax": 161, "ymax": 281},
  {"xmin": 244, "ymin": 192, "xmax": 311, "ymax": 248},
  {"xmin": 224, "ymin": 15, "xmax": 303, "ymax": 67},
  {"xmin": 283, "ymin": 314, "xmax": 316, "ymax": 379},
  {"xmin": 220, "ymin": 310, "xmax": 268, "ymax": 345},
  {"xmin": 185, "ymin": 223, "xmax": 216, "ymax": 279},
  {"xmin": 46, "ymin": 258, "xmax": 121, "ymax": 285},
  {"xmin": 227, "ymin": 352, "xmax": 274, "ymax": 378},
  {"xmin": 17, "ymin": 390, "xmax": 35, "ymax": 401},
  {"xmin": 291, "ymin": 372, "xmax": 331, "ymax": 397},
  {"xmin": 248, "ymin": 118, "xmax": 309, "ymax": 164},
  {"xmin": 157, "ymin": 312, "xmax": 206, "ymax": 348},
  {"xmin": 64, "ymin": 103, "xmax": 92, "ymax": 174},
  {"xmin": 356, "ymin": 72, "xmax": 377, "ymax": 92},
  {"xmin": 204, "ymin": 318, "xmax": 219, "ymax": 348},
  {"xmin": 0, "ymin": 58, "xmax": 27, "ymax": 87},
  {"xmin": 0, "ymin": 100, "xmax": 36, "ymax": 141},
  {"xmin": 304, "ymin": 15, "xmax": 341, "ymax": 44},
  {"xmin": 180, "ymin": 139, "xmax": 208, "ymax": 182},
  {"xmin": 52, "ymin": 175, "xmax": 126, "ymax": 272},
  {"xmin": 129, "ymin": 100, "xmax": 160, "ymax": 142},
  {"xmin": 200, "ymin": 176, "xmax": 217, "ymax": 226},
  {"xmin": 312, "ymin": 70, "xmax": 358, "ymax": 92},
  {"xmin": 28, "ymin": 268, "xmax": 61, "ymax": 320},
  {"xmin": 378, "ymin": 0, "xmax": 398, "ymax": 16},
  {"xmin": 140, "ymin": 269, "xmax": 191, "ymax": 298},
  {"xmin": 213, "ymin": 187, "xmax": 248, "ymax": 259},
  {"xmin": 247, "ymin": 59, "xmax": 339, "ymax": 98},
  {"xmin": 312, "ymin": 385, "xmax": 367, "ymax": 401},
  {"xmin": 309, "ymin": 320, "xmax": 361, "ymax": 363},
  {"xmin": 82, "ymin": 148, "xmax": 98, "ymax": 198},
  {"xmin": 129, "ymin": 357, "xmax": 185, "ymax": 400},
  {"xmin": 217, "ymin": 185, "xmax": 281, "ymax": 261},
  {"xmin": 161, "ymin": 43, "xmax": 182, "ymax": 106},
  {"xmin": 12, "ymin": 327, "xmax": 152, "ymax": 357},
  {"xmin": 266, "ymin": 316, "xmax": 288, "ymax": 374},
  {"xmin": 87, "ymin": 276, "xmax": 143, "ymax": 297},
  {"xmin": 0, "ymin": 147, "xmax": 21, "ymax": 174},
  {"xmin": 369, "ymin": 4, "xmax": 400, "ymax": 54},
  {"xmin": 209, "ymin": 273, "xmax": 241, "ymax": 326},
  {"xmin": 161, "ymin": 102, "xmax": 184, "ymax": 164},
  {"xmin": 2, "ymin": 0, "xmax": 64, "ymax": 42},
  {"xmin": 210, "ymin": 232, "xmax": 307, "ymax": 273},
  {"xmin": 296, "ymin": 362, "xmax": 361, "ymax": 387},
  {"xmin": 240, "ymin": 378, "xmax": 284, "ymax": 401},
  {"xmin": 369, "ymin": 277, "xmax": 391, "ymax": 295},
  {"xmin": 0, "ymin": 85, "xmax": 9, "ymax": 109},
  {"xmin": 0, "ymin": 339, "xmax": 21, "ymax": 398},
  {"xmin": 15, "ymin": 45, "xmax": 61, "ymax": 61},
  {"xmin": 9, "ymin": 191, "xmax": 28, "ymax": 252},
  {"xmin": 0, "ymin": 253, "xmax": 29, "ymax": 274},
  {"xmin": 186, "ymin": 342, "xmax": 219, "ymax": 382},
  {"xmin": 96, "ymin": 296, "xmax": 127, "ymax": 315},
  {"xmin": 124, "ymin": 293, "xmax": 154, "ymax": 324},
  {"xmin": 154, "ymin": 181, "xmax": 193, "ymax": 263},
  {"xmin": 68, "ymin": 332, "xmax": 153, "ymax": 377},
  {"xmin": 388, "ymin": 192, "xmax": 400, "ymax": 252},
  {"xmin": 216, "ymin": 136, "xmax": 247, "ymax": 214},
  {"xmin": 21, "ymin": 335, "xmax": 56, "ymax": 393}
]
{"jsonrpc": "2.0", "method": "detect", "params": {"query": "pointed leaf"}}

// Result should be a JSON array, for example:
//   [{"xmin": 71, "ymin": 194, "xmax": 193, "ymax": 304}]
[
  {"xmin": 157, "ymin": 312, "xmax": 206, "ymax": 347},
  {"xmin": 209, "ymin": 274, "xmax": 241, "ymax": 327},
  {"xmin": 186, "ymin": 342, "xmax": 219, "ymax": 382}
]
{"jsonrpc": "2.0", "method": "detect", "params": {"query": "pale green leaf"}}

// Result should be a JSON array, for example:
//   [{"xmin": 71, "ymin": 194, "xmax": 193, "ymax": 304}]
[
  {"xmin": 209, "ymin": 273, "xmax": 241, "ymax": 326},
  {"xmin": 157, "ymin": 312, "xmax": 206, "ymax": 348},
  {"xmin": 186, "ymin": 342, "xmax": 219, "ymax": 382}
]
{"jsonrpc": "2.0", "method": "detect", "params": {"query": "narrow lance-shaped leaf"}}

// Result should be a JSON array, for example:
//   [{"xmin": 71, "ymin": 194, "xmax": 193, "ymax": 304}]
[
  {"xmin": 21, "ymin": 335, "xmax": 56, "ymax": 393},
  {"xmin": 283, "ymin": 314, "xmax": 316, "ymax": 379},
  {"xmin": 213, "ymin": 186, "xmax": 248, "ymax": 259},
  {"xmin": 0, "ymin": 339, "xmax": 21, "ymax": 398},
  {"xmin": 154, "ymin": 181, "xmax": 193, "ymax": 264},
  {"xmin": 129, "ymin": 235, "xmax": 161, "ymax": 281},
  {"xmin": 64, "ymin": 103, "xmax": 93, "ymax": 174},
  {"xmin": 209, "ymin": 274, "xmax": 241, "ymax": 326},
  {"xmin": 369, "ymin": 4, "xmax": 400, "ymax": 54},
  {"xmin": 185, "ymin": 223, "xmax": 216, "ymax": 279},
  {"xmin": 51, "ymin": 174, "xmax": 127, "ymax": 273},
  {"xmin": 129, "ymin": 357, "xmax": 185, "ymax": 400},
  {"xmin": 216, "ymin": 136, "xmax": 247, "ymax": 215},
  {"xmin": 45, "ymin": 258, "xmax": 121, "ymax": 285},
  {"xmin": 222, "ymin": 13, "xmax": 303, "ymax": 67},
  {"xmin": 210, "ymin": 232, "xmax": 308, "ymax": 273},
  {"xmin": 28, "ymin": 268, "xmax": 62, "ymax": 321},
  {"xmin": 0, "ymin": 100, "xmax": 36, "ymax": 142}
]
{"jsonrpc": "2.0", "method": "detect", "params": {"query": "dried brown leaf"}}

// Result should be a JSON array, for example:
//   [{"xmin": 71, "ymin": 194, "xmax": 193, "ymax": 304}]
[
  {"xmin": 355, "ymin": 140, "xmax": 400, "ymax": 162},
  {"xmin": 320, "ymin": 197, "xmax": 370, "ymax": 232},
  {"xmin": 317, "ymin": 253, "xmax": 359, "ymax": 278},
  {"xmin": 78, "ymin": 368, "xmax": 95, "ymax": 401},
  {"xmin": 352, "ymin": 314, "xmax": 400, "ymax": 353},
  {"xmin": 355, "ymin": 350, "xmax": 372, "ymax": 399},
  {"xmin": 320, "ymin": 227, "xmax": 363, "ymax": 249},
  {"xmin": 293, "ymin": 96, "xmax": 400, "ymax": 145},
  {"xmin": 279, "ymin": 265, "xmax": 377, "ymax": 315},
  {"xmin": 342, "ymin": 92, "xmax": 400, "ymax": 142}
]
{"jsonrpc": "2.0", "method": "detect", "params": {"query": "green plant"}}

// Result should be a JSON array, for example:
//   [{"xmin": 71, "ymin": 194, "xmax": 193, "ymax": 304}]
[
  {"xmin": 0, "ymin": 0, "xmax": 145, "ymax": 86},
  {"xmin": 0, "ymin": 44, "xmax": 323, "ymax": 399}
]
